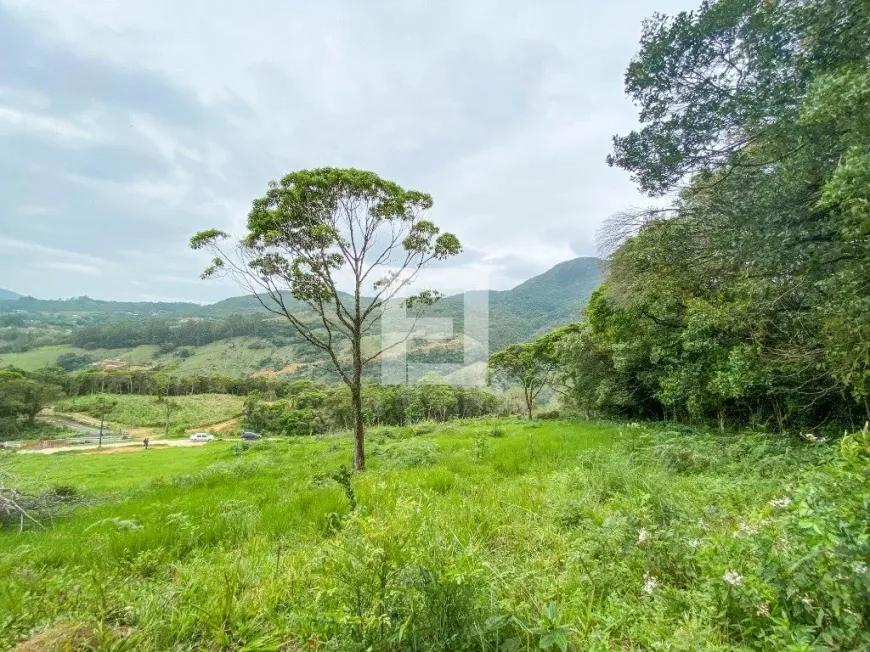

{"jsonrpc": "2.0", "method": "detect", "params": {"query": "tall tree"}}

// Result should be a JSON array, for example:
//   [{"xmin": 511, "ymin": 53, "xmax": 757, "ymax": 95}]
[
  {"xmin": 91, "ymin": 395, "xmax": 117, "ymax": 449},
  {"xmin": 191, "ymin": 168, "xmax": 461, "ymax": 470}
]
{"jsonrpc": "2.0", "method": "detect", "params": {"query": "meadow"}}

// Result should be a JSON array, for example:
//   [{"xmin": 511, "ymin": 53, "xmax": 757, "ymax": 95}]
[
  {"xmin": 2, "ymin": 419, "xmax": 868, "ymax": 650},
  {"xmin": 53, "ymin": 394, "xmax": 244, "ymax": 432}
]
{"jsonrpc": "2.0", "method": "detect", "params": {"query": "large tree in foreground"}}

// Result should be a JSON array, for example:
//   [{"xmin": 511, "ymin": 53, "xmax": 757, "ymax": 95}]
[{"xmin": 191, "ymin": 168, "xmax": 461, "ymax": 470}]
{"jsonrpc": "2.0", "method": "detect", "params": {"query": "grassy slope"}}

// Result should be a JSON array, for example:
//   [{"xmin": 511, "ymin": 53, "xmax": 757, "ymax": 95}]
[
  {"xmin": 172, "ymin": 338, "xmax": 297, "ymax": 376},
  {"xmin": 0, "ymin": 345, "xmax": 160, "ymax": 371},
  {"xmin": 2, "ymin": 419, "xmax": 855, "ymax": 650},
  {"xmin": 53, "ymin": 394, "xmax": 244, "ymax": 429}
]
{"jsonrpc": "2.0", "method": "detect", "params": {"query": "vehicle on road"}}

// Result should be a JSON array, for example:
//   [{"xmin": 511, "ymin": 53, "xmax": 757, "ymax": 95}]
[
  {"xmin": 241, "ymin": 431, "xmax": 262, "ymax": 440},
  {"xmin": 189, "ymin": 432, "xmax": 215, "ymax": 442}
]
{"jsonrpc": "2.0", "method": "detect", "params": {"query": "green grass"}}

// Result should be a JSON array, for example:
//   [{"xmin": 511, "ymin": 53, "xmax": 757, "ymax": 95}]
[
  {"xmin": 172, "ymin": 337, "xmax": 298, "ymax": 376},
  {"xmin": 0, "ymin": 344, "xmax": 160, "ymax": 372},
  {"xmin": 0, "ymin": 345, "xmax": 81, "ymax": 371},
  {"xmin": 1, "ymin": 420, "xmax": 867, "ymax": 650},
  {"xmin": 53, "ymin": 393, "xmax": 244, "ymax": 429}
]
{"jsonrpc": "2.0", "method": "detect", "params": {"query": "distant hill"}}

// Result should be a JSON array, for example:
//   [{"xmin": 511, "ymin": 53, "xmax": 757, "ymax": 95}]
[
  {"xmin": 201, "ymin": 256, "xmax": 604, "ymax": 347},
  {"xmin": 0, "ymin": 288, "xmax": 20, "ymax": 301},
  {"xmin": 0, "ymin": 257, "xmax": 604, "ymax": 377},
  {"xmin": 0, "ymin": 295, "xmax": 202, "ymax": 317}
]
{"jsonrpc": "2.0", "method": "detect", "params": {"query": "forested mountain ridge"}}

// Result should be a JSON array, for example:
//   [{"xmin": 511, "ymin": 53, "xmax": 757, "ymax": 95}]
[{"xmin": 0, "ymin": 289, "xmax": 20, "ymax": 300}]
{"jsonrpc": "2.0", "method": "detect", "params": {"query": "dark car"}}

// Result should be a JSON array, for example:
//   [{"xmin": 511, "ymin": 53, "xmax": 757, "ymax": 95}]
[{"xmin": 241, "ymin": 431, "xmax": 262, "ymax": 440}]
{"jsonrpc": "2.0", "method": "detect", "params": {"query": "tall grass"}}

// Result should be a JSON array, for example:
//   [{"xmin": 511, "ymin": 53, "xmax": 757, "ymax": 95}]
[{"xmin": 1, "ymin": 420, "xmax": 867, "ymax": 650}]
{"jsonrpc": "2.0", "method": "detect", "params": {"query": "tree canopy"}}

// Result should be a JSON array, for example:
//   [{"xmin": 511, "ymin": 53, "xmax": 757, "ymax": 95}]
[{"xmin": 560, "ymin": 0, "xmax": 870, "ymax": 432}]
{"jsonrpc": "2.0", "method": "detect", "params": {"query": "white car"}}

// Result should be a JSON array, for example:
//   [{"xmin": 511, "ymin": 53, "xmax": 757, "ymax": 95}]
[{"xmin": 189, "ymin": 432, "xmax": 215, "ymax": 442}]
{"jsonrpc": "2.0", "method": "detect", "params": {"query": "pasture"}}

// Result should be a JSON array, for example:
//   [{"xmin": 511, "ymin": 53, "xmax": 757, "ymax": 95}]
[
  {"xmin": 2, "ymin": 419, "xmax": 866, "ymax": 650},
  {"xmin": 52, "ymin": 393, "xmax": 244, "ymax": 433}
]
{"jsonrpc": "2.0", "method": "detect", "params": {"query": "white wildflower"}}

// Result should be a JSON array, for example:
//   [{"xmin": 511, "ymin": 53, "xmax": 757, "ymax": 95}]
[
  {"xmin": 853, "ymin": 562, "xmax": 868, "ymax": 575},
  {"xmin": 723, "ymin": 570, "xmax": 743, "ymax": 586},
  {"xmin": 733, "ymin": 522, "xmax": 757, "ymax": 538},
  {"xmin": 637, "ymin": 528, "xmax": 650, "ymax": 544},
  {"xmin": 801, "ymin": 432, "xmax": 827, "ymax": 444},
  {"xmin": 687, "ymin": 538, "xmax": 701, "ymax": 549},
  {"xmin": 642, "ymin": 573, "xmax": 659, "ymax": 595},
  {"xmin": 769, "ymin": 497, "xmax": 792, "ymax": 509},
  {"xmin": 801, "ymin": 596, "xmax": 814, "ymax": 607},
  {"xmin": 756, "ymin": 603, "xmax": 770, "ymax": 617}
]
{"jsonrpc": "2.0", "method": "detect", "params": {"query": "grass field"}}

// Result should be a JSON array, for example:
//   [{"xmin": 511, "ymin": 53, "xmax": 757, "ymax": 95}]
[
  {"xmin": 53, "ymin": 393, "xmax": 244, "ymax": 431},
  {"xmin": 0, "ymin": 345, "xmax": 160, "ymax": 372},
  {"xmin": 0, "ymin": 345, "xmax": 84, "ymax": 371},
  {"xmin": 1, "ymin": 420, "xmax": 868, "ymax": 650}
]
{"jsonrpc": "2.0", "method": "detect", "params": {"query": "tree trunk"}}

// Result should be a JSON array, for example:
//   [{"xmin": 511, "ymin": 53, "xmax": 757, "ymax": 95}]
[
  {"xmin": 350, "ymin": 330, "xmax": 365, "ymax": 470},
  {"xmin": 525, "ymin": 387, "xmax": 533, "ymax": 420},
  {"xmin": 99, "ymin": 415, "xmax": 104, "ymax": 449},
  {"xmin": 351, "ymin": 381, "xmax": 365, "ymax": 471}
]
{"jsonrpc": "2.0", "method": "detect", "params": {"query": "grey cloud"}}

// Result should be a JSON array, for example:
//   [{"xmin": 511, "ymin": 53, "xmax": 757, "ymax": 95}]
[
  {"xmin": 0, "ymin": 133, "xmax": 170, "ymax": 182},
  {"xmin": 0, "ymin": 5, "xmax": 207, "ymax": 127},
  {"xmin": 0, "ymin": 0, "xmax": 699, "ymax": 301}
]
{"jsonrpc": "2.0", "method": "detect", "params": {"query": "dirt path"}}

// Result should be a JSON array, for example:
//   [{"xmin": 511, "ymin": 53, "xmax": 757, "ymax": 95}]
[
  {"xmin": 186, "ymin": 417, "xmax": 239, "ymax": 434},
  {"xmin": 19, "ymin": 439, "xmax": 209, "ymax": 455}
]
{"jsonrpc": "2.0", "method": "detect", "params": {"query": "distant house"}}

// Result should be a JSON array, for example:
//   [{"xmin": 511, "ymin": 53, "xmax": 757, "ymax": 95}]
[{"xmin": 92, "ymin": 358, "xmax": 126, "ymax": 370}]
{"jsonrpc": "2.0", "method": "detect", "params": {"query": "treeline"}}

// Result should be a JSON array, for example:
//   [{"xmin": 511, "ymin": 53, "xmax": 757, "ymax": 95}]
[
  {"xmin": 243, "ymin": 378, "xmax": 502, "ymax": 436},
  {"xmin": 553, "ymin": 0, "xmax": 870, "ymax": 433},
  {"xmin": 70, "ymin": 314, "xmax": 305, "ymax": 350},
  {"xmin": 31, "ymin": 367, "xmax": 297, "ymax": 398}
]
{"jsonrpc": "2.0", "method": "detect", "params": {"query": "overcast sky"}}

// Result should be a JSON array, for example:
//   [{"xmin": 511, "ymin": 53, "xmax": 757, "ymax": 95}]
[{"xmin": 0, "ymin": 0, "xmax": 695, "ymax": 303}]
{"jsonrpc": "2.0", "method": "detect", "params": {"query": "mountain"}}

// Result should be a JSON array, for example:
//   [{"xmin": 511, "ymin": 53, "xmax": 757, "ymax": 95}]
[
  {"xmin": 490, "ymin": 256, "xmax": 604, "ymax": 345},
  {"xmin": 0, "ymin": 288, "xmax": 20, "ymax": 300},
  {"xmin": 0, "ymin": 257, "xmax": 604, "ymax": 378},
  {"xmin": 0, "ymin": 295, "xmax": 201, "ymax": 317}
]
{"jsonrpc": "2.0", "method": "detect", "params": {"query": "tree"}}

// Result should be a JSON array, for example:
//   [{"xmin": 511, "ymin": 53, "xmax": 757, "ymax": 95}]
[
  {"xmin": 0, "ymin": 368, "xmax": 57, "ymax": 430},
  {"xmin": 564, "ymin": 0, "xmax": 870, "ymax": 432},
  {"xmin": 191, "ymin": 168, "xmax": 461, "ymax": 469},
  {"xmin": 488, "ymin": 331, "xmax": 566, "ymax": 419},
  {"xmin": 163, "ymin": 399, "xmax": 178, "ymax": 438},
  {"xmin": 91, "ymin": 394, "xmax": 117, "ymax": 448}
]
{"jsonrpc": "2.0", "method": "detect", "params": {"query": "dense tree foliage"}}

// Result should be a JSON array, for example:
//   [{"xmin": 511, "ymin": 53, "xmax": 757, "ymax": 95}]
[
  {"xmin": 0, "ymin": 368, "xmax": 59, "ymax": 436},
  {"xmin": 561, "ymin": 0, "xmax": 870, "ymax": 432},
  {"xmin": 69, "ymin": 314, "xmax": 311, "ymax": 351}
]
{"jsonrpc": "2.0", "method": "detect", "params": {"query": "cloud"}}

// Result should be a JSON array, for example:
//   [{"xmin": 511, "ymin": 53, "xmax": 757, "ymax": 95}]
[
  {"xmin": 0, "ymin": 0, "xmax": 699, "ymax": 301},
  {"xmin": 42, "ymin": 261, "xmax": 102, "ymax": 276},
  {"xmin": 0, "ymin": 236, "xmax": 107, "ymax": 265}
]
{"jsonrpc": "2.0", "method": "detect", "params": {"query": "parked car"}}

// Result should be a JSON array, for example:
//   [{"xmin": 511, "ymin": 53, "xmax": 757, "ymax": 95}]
[
  {"xmin": 241, "ymin": 431, "xmax": 261, "ymax": 440},
  {"xmin": 189, "ymin": 432, "xmax": 215, "ymax": 442}
]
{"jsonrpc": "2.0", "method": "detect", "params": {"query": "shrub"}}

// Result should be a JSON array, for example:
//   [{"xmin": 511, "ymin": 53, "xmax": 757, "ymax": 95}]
[{"xmin": 379, "ymin": 440, "xmax": 438, "ymax": 468}]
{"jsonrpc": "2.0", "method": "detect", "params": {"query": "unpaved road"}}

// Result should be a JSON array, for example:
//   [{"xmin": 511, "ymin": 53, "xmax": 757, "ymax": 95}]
[{"xmin": 18, "ymin": 439, "xmax": 212, "ymax": 455}]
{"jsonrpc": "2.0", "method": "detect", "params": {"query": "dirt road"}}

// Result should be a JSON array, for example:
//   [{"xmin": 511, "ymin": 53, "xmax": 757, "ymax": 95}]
[{"xmin": 18, "ymin": 439, "xmax": 211, "ymax": 455}]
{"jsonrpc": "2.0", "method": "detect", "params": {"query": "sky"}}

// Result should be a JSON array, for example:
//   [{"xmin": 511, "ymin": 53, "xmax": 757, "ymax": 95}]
[{"xmin": 0, "ymin": 0, "xmax": 696, "ymax": 304}]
